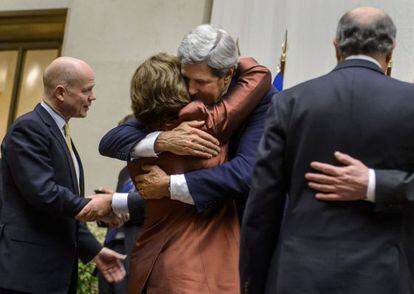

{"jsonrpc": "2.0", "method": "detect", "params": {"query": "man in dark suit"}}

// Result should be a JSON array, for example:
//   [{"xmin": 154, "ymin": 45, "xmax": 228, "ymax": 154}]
[
  {"xmin": 240, "ymin": 7, "xmax": 414, "ymax": 294},
  {"xmin": 0, "ymin": 57, "xmax": 126, "ymax": 293},
  {"xmin": 95, "ymin": 24, "xmax": 274, "ymax": 219}
]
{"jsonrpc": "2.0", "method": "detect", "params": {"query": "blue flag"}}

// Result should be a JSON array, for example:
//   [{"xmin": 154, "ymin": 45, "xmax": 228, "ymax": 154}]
[{"xmin": 273, "ymin": 69, "xmax": 283, "ymax": 92}]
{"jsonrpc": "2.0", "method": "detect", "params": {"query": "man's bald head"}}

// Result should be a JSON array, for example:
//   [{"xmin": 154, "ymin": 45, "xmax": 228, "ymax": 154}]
[
  {"xmin": 42, "ymin": 57, "xmax": 96, "ymax": 121},
  {"xmin": 43, "ymin": 57, "xmax": 93, "ymax": 98},
  {"xmin": 347, "ymin": 7, "xmax": 387, "ymax": 27},
  {"xmin": 335, "ymin": 6, "xmax": 396, "ymax": 58}
]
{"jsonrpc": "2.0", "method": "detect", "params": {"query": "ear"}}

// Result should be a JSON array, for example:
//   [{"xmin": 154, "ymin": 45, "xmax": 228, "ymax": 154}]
[
  {"xmin": 385, "ymin": 51, "xmax": 393, "ymax": 64},
  {"xmin": 333, "ymin": 38, "xmax": 342, "ymax": 62},
  {"xmin": 55, "ymin": 85, "xmax": 66, "ymax": 102},
  {"xmin": 386, "ymin": 40, "xmax": 396, "ymax": 64},
  {"xmin": 224, "ymin": 67, "xmax": 235, "ymax": 84}
]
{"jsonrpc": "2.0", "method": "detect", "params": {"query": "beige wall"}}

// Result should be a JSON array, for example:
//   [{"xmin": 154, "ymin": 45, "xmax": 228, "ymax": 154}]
[
  {"xmin": 212, "ymin": 0, "xmax": 414, "ymax": 87},
  {"xmin": 2, "ymin": 0, "xmax": 212, "ymax": 193}
]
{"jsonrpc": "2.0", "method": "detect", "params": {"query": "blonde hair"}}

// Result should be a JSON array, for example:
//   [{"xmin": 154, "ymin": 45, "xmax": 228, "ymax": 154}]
[{"xmin": 130, "ymin": 52, "xmax": 190, "ymax": 131}]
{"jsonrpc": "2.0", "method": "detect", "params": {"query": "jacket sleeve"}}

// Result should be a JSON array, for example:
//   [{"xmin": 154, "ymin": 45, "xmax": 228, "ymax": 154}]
[
  {"xmin": 78, "ymin": 221, "xmax": 103, "ymax": 263},
  {"xmin": 207, "ymin": 57, "xmax": 271, "ymax": 143},
  {"xmin": 4, "ymin": 119, "xmax": 89, "ymax": 217},
  {"xmin": 127, "ymin": 192, "xmax": 145, "ymax": 225},
  {"xmin": 185, "ymin": 88, "xmax": 277, "ymax": 212},
  {"xmin": 99, "ymin": 119, "xmax": 148, "ymax": 161},
  {"xmin": 374, "ymin": 169, "xmax": 414, "ymax": 207}
]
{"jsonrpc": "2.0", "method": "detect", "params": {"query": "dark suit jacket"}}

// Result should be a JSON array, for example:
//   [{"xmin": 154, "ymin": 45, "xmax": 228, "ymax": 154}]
[
  {"xmin": 115, "ymin": 166, "xmax": 144, "ymax": 228},
  {"xmin": 0, "ymin": 158, "xmax": 2, "ymax": 216},
  {"xmin": 0, "ymin": 104, "xmax": 102, "ymax": 294},
  {"xmin": 99, "ymin": 59, "xmax": 274, "ymax": 214},
  {"xmin": 240, "ymin": 59, "xmax": 414, "ymax": 294},
  {"xmin": 104, "ymin": 166, "xmax": 144, "ymax": 247}
]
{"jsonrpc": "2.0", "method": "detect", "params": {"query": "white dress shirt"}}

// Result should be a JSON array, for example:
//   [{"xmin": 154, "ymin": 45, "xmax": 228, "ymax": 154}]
[{"xmin": 41, "ymin": 101, "xmax": 80, "ymax": 190}]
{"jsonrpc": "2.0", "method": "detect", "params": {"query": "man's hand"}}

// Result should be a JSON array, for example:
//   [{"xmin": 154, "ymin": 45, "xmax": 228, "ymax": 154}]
[
  {"xmin": 93, "ymin": 247, "xmax": 126, "ymax": 283},
  {"xmin": 305, "ymin": 151, "xmax": 369, "ymax": 201},
  {"xmin": 75, "ymin": 193, "xmax": 113, "ymax": 221},
  {"xmin": 155, "ymin": 120, "xmax": 220, "ymax": 159},
  {"xmin": 100, "ymin": 212, "xmax": 129, "ymax": 228},
  {"xmin": 134, "ymin": 165, "xmax": 169, "ymax": 199}
]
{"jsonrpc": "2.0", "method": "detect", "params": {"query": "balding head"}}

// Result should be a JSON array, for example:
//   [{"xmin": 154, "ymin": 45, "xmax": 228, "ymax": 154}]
[
  {"xmin": 42, "ymin": 57, "xmax": 96, "ymax": 121},
  {"xmin": 43, "ymin": 57, "xmax": 93, "ymax": 98},
  {"xmin": 347, "ymin": 7, "xmax": 387, "ymax": 27},
  {"xmin": 335, "ymin": 6, "xmax": 396, "ymax": 58}
]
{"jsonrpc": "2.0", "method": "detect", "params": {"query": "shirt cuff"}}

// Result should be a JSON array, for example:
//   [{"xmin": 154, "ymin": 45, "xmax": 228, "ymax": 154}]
[
  {"xmin": 366, "ymin": 169, "xmax": 376, "ymax": 202},
  {"xmin": 170, "ymin": 174, "xmax": 195, "ymax": 205},
  {"xmin": 131, "ymin": 131, "xmax": 161, "ymax": 159},
  {"xmin": 111, "ymin": 193, "xmax": 129, "ymax": 214}
]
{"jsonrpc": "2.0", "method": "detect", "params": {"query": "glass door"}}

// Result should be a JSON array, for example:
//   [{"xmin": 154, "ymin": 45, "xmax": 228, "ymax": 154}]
[
  {"xmin": 0, "ymin": 9, "xmax": 66, "ymax": 147},
  {"xmin": 0, "ymin": 51, "xmax": 18, "ymax": 141},
  {"xmin": 14, "ymin": 49, "xmax": 59, "ymax": 118}
]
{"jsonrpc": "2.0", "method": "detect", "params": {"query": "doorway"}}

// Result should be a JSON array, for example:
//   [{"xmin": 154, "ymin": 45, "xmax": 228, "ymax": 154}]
[{"xmin": 0, "ymin": 9, "xmax": 66, "ymax": 142}]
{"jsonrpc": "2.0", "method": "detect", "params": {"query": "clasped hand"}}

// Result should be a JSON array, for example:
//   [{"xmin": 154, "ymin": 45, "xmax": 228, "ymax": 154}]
[
  {"xmin": 75, "ymin": 189, "xmax": 128, "ymax": 227},
  {"xmin": 305, "ymin": 151, "xmax": 369, "ymax": 201},
  {"xmin": 134, "ymin": 165, "xmax": 170, "ymax": 199}
]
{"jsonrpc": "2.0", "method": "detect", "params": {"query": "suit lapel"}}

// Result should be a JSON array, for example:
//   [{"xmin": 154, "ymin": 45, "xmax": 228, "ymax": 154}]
[
  {"xmin": 72, "ymin": 143, "xmax": 84, "ymax": 197},
  {"xmin": 34, "ymin": 104, "xmax": 80, "ymax": 195}
]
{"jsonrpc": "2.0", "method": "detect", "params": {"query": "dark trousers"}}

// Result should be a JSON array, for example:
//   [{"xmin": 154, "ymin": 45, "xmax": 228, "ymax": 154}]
[{"xmin": 0, "ymin": 289, "xmax": 30, "ymax": 294}]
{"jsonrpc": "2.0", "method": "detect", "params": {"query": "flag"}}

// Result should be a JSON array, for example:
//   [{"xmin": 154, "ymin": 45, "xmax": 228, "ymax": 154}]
[
  {"xmin": 273, "ymin": 67, "xmax": 283, "ymax": 91},
  {"xmin": 273, "ymin": 30, "xmax": 288, "ymax": 91}
]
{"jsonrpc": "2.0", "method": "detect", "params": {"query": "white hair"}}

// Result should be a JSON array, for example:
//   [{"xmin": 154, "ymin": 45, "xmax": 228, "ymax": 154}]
[{"xmin": 177, "ymin": 24, "xmax": 239, "ymax": 77}]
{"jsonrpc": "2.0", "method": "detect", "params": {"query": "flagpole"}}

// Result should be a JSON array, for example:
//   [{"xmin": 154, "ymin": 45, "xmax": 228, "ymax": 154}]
[
  {"xmin": 280, "ymin": 30, "xmax": 288, "ymax": 76},
  {"xmin": 386, "ymin": 60, "xmax": 392, "ymax": 76},
  {"xmin": 273, "ymin": 30, "xmax": 288, "ymax": 91},
  {"xmin": 236, "ymin": 38, "xmax": 241, "ymax": 56}
]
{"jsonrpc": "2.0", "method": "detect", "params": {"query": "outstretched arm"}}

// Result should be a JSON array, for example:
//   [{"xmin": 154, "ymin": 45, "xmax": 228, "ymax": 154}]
[
  {"xmin": 99, "ymin": 119, "xmax": 220, "ymax": 160},
  {"xmin": 99, "ymin": 119, "xmax": 148, "ymax": 161}
]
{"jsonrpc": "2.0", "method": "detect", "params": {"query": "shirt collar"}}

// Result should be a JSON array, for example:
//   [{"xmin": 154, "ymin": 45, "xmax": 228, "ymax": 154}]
[
  {"xmin": 40, "ymin": 101, "xmax": 66, "ymax": 135},
  {"xmin": 345, "ymin": 55, "xmax": 382, "ymax": 70}
]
